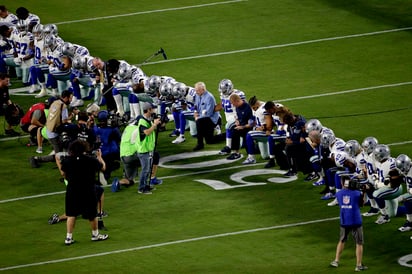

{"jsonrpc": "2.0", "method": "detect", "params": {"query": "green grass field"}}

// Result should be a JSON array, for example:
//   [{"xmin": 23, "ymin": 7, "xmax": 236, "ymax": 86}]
[{"xmin": 1, "ymin": 0, "xmax": 412, "ymax": 273}]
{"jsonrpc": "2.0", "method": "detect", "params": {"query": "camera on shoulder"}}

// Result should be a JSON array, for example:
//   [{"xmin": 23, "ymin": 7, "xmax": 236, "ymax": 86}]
[{"xmin": 341, "ymin": 174, "xmax": 365, "ymax": 191}]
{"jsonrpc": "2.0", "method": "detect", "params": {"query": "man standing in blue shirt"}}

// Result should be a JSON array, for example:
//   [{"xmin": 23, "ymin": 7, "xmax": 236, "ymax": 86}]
[{"xmin": 330, "ymin": 176, "xmax": 368, "ymax": 271}]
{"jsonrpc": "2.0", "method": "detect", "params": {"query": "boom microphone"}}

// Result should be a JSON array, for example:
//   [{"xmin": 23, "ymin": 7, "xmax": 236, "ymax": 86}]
[{"xmin": 159, "ymin": 48, "xmax": 168, "ymax": 60}]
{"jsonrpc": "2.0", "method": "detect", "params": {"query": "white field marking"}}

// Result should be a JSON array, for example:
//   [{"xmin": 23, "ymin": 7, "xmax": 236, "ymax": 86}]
[
  {"xmin": 0, "ymin": 217, "xmax": 339, "ymax": 271},
  {"xmin": 146, "ymin": 26, "xmax": 412, "ymax": 65},
  {"xmin": 2, "ymin": 137, "xmax": 410, "ymax": 203},
  {"xmin": 53, "ymin": 0, "xmax": 248, "ymax": 25},
  {"xmin": 0, "ymin": 164, "xmax": 259, "ymax": 204},
  {"xmin": 277, "ymin": 81, "xmax": 412, "ymax": 102}
]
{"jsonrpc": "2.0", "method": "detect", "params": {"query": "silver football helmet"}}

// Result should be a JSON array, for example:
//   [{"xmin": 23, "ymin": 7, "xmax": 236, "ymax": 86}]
[
  {"xmin": 218, "ymin": 79, "xmax": 234, "ymax": 96},
  {"xmin": 43, "ymin": 24, "xmax": 58, "ymax": 36},
  {"xmin": 171, "ymin": 82, "xmax": 187, "ymax": 99},
  {"xmin": 159, "ymin": 82, "xmax": 173, "ymax": 97},
  {"xmin": 344, "ymin": 140, "xmax": 361, "ymax": 157},
  {"xmin": 72, "ymin": 55, "xmax": 86, "ymax": 70},
  {"xmin": 117, "ymin": 62, "xmax": 132, "ymax": 79},
  {"xmin": 44, "ymin": 34, "xmax": 57, "ymax": 50},
  {"xmin": 16, "ymin": 20, "xmax": 28, "ymax": 34},
  {"xmin": 361, "ymin": 136, "xmax": 378, "ymax": 154},
  {"xmin": 32, "ymin": 23, "xmax": 43, "ymax": 39},
  {"xmin": 62, "ymin": 42, "xmax": 77, "ymax": 57},
  {"xmin": 320, "ymin": 131, "xmax": 336, "ymax": 148},
  {"xmin": 373, "ymin": 144, "xmax": 390, "ymax": 163},
  {"xmin": 396, "ymin": 154, "xmax": 411, "ymax": 174},
  {"xmin": 148, "ymin": 75, "xmax": 161, "ymax": 93},
  {"xmin": 305, "ymin": 119, "xmax": 323, "ymax": 134}
]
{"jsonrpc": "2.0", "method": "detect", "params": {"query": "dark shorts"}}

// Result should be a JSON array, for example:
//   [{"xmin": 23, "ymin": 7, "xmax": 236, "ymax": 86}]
[
  {"xmin": 339, "ymin": 225, "xmax": 364, "ymax": 245},
  {"xmin": 65, "ymin": 188, "xmax": 98, "ymax": 220}
]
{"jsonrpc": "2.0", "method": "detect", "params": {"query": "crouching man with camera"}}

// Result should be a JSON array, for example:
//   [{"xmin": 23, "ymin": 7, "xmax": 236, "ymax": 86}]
[{"xmin": 330, "ymin": 176, "xmax": 368, "ymax": 271}]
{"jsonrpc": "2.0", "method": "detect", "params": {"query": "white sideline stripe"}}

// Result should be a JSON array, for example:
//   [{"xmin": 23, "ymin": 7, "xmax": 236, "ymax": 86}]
[
  {"xmin": 54, "ymin": 0, "xmax": 248, "ymax": 25},
  {"xmin": 0, "ymin": 217, "xmax": 338, "ymax": 271},
  {"xmin": 0, "ymin": 191, "xmax": 65, "ymax": 204},
  {"xmin": 277, "ymin": 81, "xmax": 412, "ymax": 102},
  {"xmin": 145, "ymin": 27, "xmax": 412, "ymax": 65}
]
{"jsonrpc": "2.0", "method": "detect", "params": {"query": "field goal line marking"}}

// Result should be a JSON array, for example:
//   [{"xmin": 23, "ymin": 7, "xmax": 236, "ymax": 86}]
[{"xmin": 0, "ymin": 217, "xmax": 338, "ymax": 271}]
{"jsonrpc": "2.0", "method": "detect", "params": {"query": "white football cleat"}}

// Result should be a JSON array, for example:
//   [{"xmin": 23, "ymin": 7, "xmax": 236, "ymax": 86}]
[
  {"xmin": 35, "ymin": 88, "xmax": 48, "ymax": 98},
  {"xmin": 172, "ymin": 135, "xmax": 185, "ymax": 144}
]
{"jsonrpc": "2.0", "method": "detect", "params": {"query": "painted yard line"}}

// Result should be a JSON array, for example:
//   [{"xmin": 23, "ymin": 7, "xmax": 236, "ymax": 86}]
[
  {"xmin": 0, "ymin": 164, "xmax": 259, "ymax": 204},
  {"xmin": 54, "ymin": 0, "xmax": 247, "ymax": 25},
  {"xmin": 278, "ymin": 81, "xmax": 412, "ymax": 102},
  {"xmin": 0, "ymin": 217, "xmax": 338, "ymax": 271},
  {"xmin": 146, "ymin": 26, "xmax": 412, "ymax": 65}
]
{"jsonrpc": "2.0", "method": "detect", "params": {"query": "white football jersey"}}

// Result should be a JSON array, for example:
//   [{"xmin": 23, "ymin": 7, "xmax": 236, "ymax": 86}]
[
  {"xmin": 46, "ymin": 43, "xmax": 69, "ymax": 72},
  {"xmin": 185, "ymin": 86, "xmax": 196, "ymax": 104},
  {"xmin": 374, "ymin": 157, "xmax": 396, "ymax": 186},
  {"xmin": 405, "ymin": 168, "xmax": 412, "ymax": 194},
  {"xmin": 160, "ymin": 76, "xmax": 177, "ymax": 85},
  {"xmin": 34, "ymin": 37, "xmax": 47, "ymax": 65},
  {"xmin": 220, "ymin": 89, "xmax": 246, "ymax": 121},
  {"xmin": 0, "ymin": 13, "xmax": 18, "ymax": 25},
  {"xmin": 329, "ymin": 138, "xmax": 346, "ymax": 155},
  {"xmin": 353, "ymin": 150, "xmax": 367, "ymax": 176},
  {"xmin": 254, "ymin": 102, "xmax": 266, "ymax": 128},
  {"xmin": 14, "ymin": 31, "xmax": 34, "ymax": 66},
  {"xmin": 130, "ymin": 66, "xmax": 146, "ymax": 85}
]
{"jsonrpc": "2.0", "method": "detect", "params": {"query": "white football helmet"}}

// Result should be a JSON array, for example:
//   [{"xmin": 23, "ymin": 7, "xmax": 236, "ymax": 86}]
[
  {"xmin": 396, "ymin": 154, "xmax": 411, "ymax": 174},
  {"xmin": 218, "ymin": 79, "xmax": 234, "ymax": 96},
  {"xmin": 171, "ymin": 82, "xmax": 187, "ymax": 99},
  {"xmin": 373, "ymin": 144, "xmax": 390, "ymax": 163},
  {"xmin": 321, "ymin": 131, "xmax": 336, "ymax": 148},
  {"xmin": 344, "ymin": 140, "xmax": 361, "ymax": 157},
  {"xmin": 305, "ymin": 119, "xmax": 323, "ymax": 133},
  {"xmin": 159, "ymin": 82, "xmax": 173, "ymax": 97},
  {"xmin": 361, "ymin": 137, "xmax": 378, "ymax": 154}
]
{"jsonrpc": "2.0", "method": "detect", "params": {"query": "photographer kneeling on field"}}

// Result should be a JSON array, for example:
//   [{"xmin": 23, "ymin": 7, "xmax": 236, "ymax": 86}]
[{"xmin": 330, "ymin": 175, "xmax": 368, "ymax": 271}]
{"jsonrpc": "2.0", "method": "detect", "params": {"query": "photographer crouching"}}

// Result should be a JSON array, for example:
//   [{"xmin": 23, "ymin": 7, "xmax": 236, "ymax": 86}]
[{"xmin": 330, "ymin": 175, "xmax": 368, "ymax": 271}]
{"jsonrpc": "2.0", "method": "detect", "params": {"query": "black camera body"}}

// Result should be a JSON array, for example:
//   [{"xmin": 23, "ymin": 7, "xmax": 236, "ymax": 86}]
[
  {"xmin": 107, "ymin": 113, "xmax": 128, "ymax": 128},
  {"xmin": 347, "ymin": 178, "xmax": 363, "ymax": 191},
  {"xmin": 151, "ymin": 113, "xmax": 169, "ymax": 124},
  {"xmin": 341, "ymin": 175, "xmax": 366, "ymax": 191}
]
